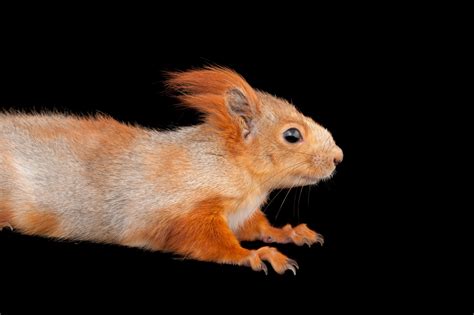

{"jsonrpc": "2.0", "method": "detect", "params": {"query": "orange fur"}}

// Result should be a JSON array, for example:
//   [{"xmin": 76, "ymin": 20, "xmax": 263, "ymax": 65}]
[
  {"xmin": 0, "ymin": 201, "xmax": 13, "ymax": 229},
  {"xmin": 234, "ymin": 210, "xmax": 270, "ymax": 241},
  {"xmin": 14, "ymin": 206, "xmax": 62, "ymax": 237},
  {"xmin": 133, "ymin": 198, "xmax": 299, "ymax": 274},
  {"xmin": 0, "ymin": 140, "xmax": 13, "ymax": 229},
  {"xmin": 167, "ymin": 67, "xmax": 261, "ymax": 155},
  {"xmin": 20, "ymin": 115, "xmax": 137, "ymax": 144},
  {"xmin": 17, "ymin": 116, "xmax": 139, "ymax": 180},
  {"xmin": 120, "ymin": 226, "xmax": 158, "ymax": 249},
  {"xmin": 70, "ymin": 117, "xmax": 139, "ymax": 190},
  {"xmin": 0, "ymin": 67, "xmax": 342, "ymax": 274},
  {"xmin": 85, "ymin": 129, "xmax": 137, "ymax": 194},
  {"xmin": 236, "ymin": 210, "xmax": 323, "ymax": 246},
  {"xmin": 31, "ymin": 124, "xmax": 74, "ymax": 140},
  {"xmin": 161, "ymin": 198, "xmax": 250, "ymax": 263},
  {"xmin": 145, "ymin": 144, "xmax": 191, "ymax": 185},
  {"xmin": 235, "ymin": 211, "xmax": 293, "ymax": 243},
  {"xmin": 71, "ymin": 117, "xmax": 138, "ymax": 160},
  {"xmin": 120, "ymin": 206, "xmax": 176, "ymax": 249}
]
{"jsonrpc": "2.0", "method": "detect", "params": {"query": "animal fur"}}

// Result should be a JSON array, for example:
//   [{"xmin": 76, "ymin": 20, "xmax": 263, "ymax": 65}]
[{"xmin": 0, "ymin": 67, "xmax": 343, "ymax": 274}]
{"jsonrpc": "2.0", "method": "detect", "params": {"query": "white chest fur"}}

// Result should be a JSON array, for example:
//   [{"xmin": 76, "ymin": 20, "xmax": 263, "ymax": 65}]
[{"xmin": 227, "ymin": 192, "xmax": 268, "ymax": 232}]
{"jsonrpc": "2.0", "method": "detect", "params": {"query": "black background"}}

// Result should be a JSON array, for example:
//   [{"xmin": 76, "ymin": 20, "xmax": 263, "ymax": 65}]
[{"xmin": 0, "ymin": 13, "xmax": 463, "ymax": 313}]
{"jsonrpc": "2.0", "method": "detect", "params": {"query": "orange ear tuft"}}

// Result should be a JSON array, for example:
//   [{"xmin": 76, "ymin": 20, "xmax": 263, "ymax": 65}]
[
  {"xmin": 166, "ymin": 67, "xmax": 260, "ymax": 149},
  {"xmin": 166, "ymin": 66, "xmax": 260, "ymax": 111}
]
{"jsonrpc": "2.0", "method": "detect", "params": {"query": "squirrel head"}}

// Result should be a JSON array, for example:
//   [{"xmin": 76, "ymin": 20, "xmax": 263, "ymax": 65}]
[{"xmin": 167, "ymin": 67, "xmax": 343, "ymax": 189}]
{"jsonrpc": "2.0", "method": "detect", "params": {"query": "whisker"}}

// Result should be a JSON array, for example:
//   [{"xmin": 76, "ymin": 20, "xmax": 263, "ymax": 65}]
[
  {"xmin": 259, "ymin": 161, "xmax": 307, "ymax": 189},
  {"xmin": 292, "ymin": 184, "xmax": 297, "ymax": 219},
  {"xmin": 297, "ymin": 185, "xmax": 304, "ymax": 223},
  {"xmin": 275, "ymin": 184, "xmax": 294, "ymax": 221},
  {"xmin": 225, "ymin": 122, "xmax": 333, "ymax": 215},
  {"xmin": 262, "ymin": 188, "xmax": 285, "ymax": 213},
  {"xmin": 261, "ymin": 161, "xmax": 307, "ymax": 213},
  {"xmin": 307, "ymin": 185, "xmax": 312, "ymax": 208},
  {"xmin": 232, "ymin": 161, "xmax": 307, "ymax": 213}
]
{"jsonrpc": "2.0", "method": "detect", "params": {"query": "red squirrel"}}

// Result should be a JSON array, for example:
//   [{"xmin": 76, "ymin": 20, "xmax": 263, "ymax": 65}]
[{"xmin": 0, "ymin": 67, "xmax": 343, "ymax": 274}]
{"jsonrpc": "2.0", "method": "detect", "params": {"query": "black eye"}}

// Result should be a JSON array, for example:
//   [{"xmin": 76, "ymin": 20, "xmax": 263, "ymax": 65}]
[{"xmin": 283, "ymin": 128, "xmax": 302, "ymax": 143}]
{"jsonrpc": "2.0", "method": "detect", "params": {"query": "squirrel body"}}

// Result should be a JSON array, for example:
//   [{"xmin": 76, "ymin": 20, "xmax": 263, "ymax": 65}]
[{"xmin": 0, "ymin": 67, "xmax": 342, "ymax": 274}]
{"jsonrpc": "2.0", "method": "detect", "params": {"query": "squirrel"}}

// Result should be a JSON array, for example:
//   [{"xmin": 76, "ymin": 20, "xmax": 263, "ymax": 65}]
[{"xmin": 0, "ymin": 67, "xmax": 343, "ymax": 275}]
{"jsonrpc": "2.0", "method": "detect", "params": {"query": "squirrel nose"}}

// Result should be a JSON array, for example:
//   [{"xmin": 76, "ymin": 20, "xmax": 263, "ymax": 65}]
[{"xmin": 333, "ymin": 147, "xmax": 343, "ymax": 166}]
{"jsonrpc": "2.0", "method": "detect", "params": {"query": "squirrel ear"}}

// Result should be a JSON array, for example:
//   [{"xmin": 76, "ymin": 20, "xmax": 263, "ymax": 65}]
[{"xmin": 226, "ymin": 88, "xmax": 256, "ymax": 139}]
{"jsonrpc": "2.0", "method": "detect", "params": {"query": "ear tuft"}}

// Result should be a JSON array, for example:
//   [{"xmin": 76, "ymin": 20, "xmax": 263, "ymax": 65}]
[{"xmin": 166, "ymin": 67, "xmax": 260, "ymax": 142}]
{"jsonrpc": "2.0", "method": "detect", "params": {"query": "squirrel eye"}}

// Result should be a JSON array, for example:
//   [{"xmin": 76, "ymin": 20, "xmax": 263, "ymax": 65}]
[{"xmin": 283, "ymin": 128, "xmax": 302, "ymax": 143}]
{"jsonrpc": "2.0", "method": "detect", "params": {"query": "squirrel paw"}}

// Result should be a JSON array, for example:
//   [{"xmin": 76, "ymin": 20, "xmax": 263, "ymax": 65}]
[
  {"xmin": 247, "ymin": 246, "xmax": 299, "ymax": 275},
  {"xmin": 288, "ymin": 224, "xmax": 324, "ymax": 247}
]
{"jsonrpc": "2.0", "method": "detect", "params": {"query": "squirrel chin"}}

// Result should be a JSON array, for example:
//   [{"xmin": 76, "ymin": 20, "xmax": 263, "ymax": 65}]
[
  {"xmin": 286, "ymin": 175, "xmax": 321, "ymax": 187},
  {"xmin": 298, "ymin": 170, "xmax": 336, "ymax": 185}
]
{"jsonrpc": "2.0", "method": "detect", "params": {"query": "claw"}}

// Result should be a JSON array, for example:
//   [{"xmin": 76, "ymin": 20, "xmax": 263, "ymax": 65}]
[
  {"xmin": 263, "ymin": 236, "xmax": 273, "ymax": 243},
  {"xmin": 287, "ymin": 265, "xmax": 297, "ymax": 275},
  {"xmin": 285, "ymin": 258, "xmax": 299, "ymax": 275},
  {"xmin": 0, "ymin": 223, "xmax": 13, "ymax": 231},
  {"xmin": 253, "ymin": 247, "xmax": 299, "ymax": 275},
  {"xmin": 317, "ymin": 233, "xmax": 325, "ymax": 246},
  {"xmin": 261, "ymin": 262, "xmax": 268, "ymax": 275},
  {"xmin": 288, "ymin": 258, "xmax": 299, "ymax": 270}
]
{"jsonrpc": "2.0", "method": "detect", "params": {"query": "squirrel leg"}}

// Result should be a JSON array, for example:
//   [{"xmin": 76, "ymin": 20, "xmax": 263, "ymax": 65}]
[
  {"xmin": 152, "ymin": 199, "xmax": 298, "ymax": 274},
  {"xmin": 235, "ymin": 210, "xmax": 324, "ymax": 247}
]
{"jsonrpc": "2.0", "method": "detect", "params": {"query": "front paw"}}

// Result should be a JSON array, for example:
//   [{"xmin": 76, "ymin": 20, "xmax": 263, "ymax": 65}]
[
  {"xmin": 253, "ymin": 246, "xmax": 299, "ymax": 275},
  {"xmin": 290, "ymin": 224, "xmax": 324, "ymax": 247}
]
